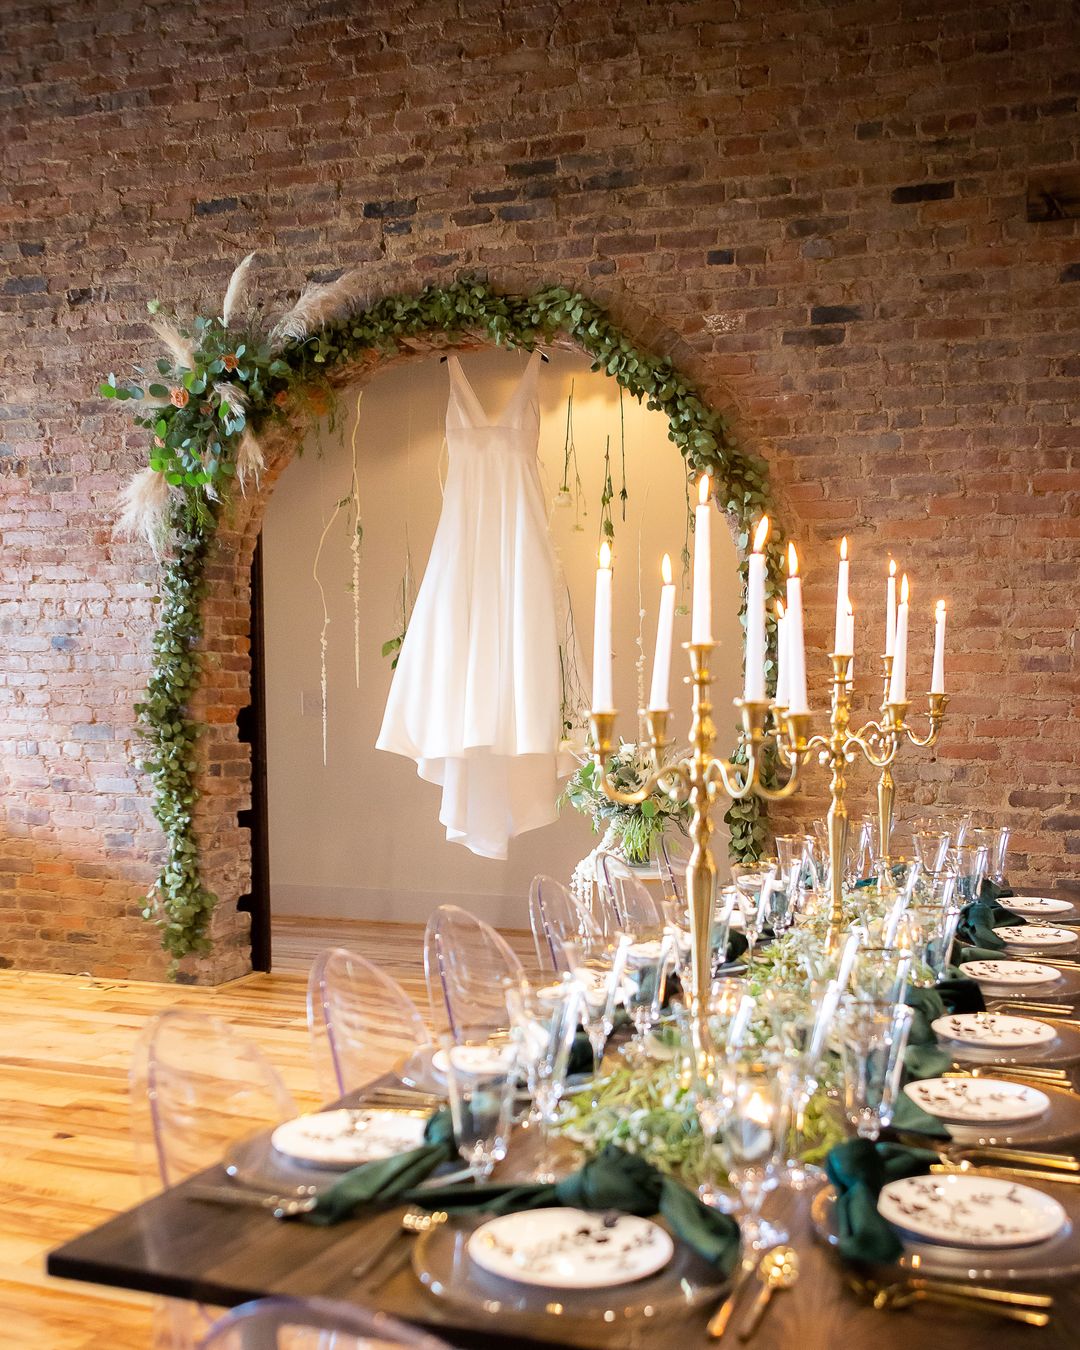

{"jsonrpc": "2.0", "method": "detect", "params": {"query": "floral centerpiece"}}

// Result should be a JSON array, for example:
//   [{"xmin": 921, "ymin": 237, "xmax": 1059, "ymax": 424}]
[{"xmin": 561, "ymin": 742, "xmax": 691, "ymax": 902}]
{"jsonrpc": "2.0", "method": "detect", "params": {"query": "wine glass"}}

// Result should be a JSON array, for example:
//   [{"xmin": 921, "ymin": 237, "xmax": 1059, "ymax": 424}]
[
  {"xmin": 951, "ymin": 843, "xmax": 990, "ymax": 904},
  {"xmin": 838, "ymin": 1000, "xmax": 915, "ymax": 1140},
  {"xmin": 731, "ymin": 861, "xmax": 778, "ymax": 969},
  {"xmin": 443, "ymin": 1041, "xmax": 518, "ymax": 1181},
  {"xmin": 970, "ymin": 826, "xmax": 1010, "ymax": 885},
  {"xmin": 716, "ymin": 1056, "xmax": 789, "ymax": 1249}
]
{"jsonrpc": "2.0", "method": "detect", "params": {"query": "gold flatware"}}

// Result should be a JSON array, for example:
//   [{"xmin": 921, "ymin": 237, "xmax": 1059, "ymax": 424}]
[
  {"xmin": 737, "ymin": 1245, "xmax": 798, "ymax": 1341},
  {"xmin": 707, "ymin": 1255, "xmax": 756, "ymax": 1339},
  {"xmin": 903, "ymin": 1278, "xmax": 1052, "ymax": 1308},
  {"xmin": 350, "ymin": 1208, "xmax": 447, "ymax": 1280},
  {"xmin": 930, "ymin": 1161, "xmax": 1080, "ymax": 1186},
  {"xmin": 991, "ymin": 999, "xmax": 1075, "ymax": 1015},
  {"xmin": 946, "ymin": 1065, "xmax": 1070, "ymax": 1083},
  {"xmin": 850, "ymin": 1276, "xmax": 1051, "ymax": 1326},
  {"xmin": 849, "ymin": 1273, "xmax": 1052, "ymax": 1310}
]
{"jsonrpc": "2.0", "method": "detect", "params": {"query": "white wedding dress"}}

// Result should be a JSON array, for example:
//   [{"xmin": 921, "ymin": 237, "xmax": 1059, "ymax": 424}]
[{"xmin": 377, "ymin": 351, "xmax": 573, "ymax": 859}]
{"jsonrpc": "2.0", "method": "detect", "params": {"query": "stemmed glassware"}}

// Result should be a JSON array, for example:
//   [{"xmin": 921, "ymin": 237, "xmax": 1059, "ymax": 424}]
[
  {"xmin": 913, "ymin": 828, "xmax": 951, "ymax": 874},
  {"xmin": 849, "ymin": 944, "xmax": 912, "ymax": 1004},
  {"xmin": 760, "ymin": 980, "xmax": 839, "ymax": 1191},
  {"xmin": 838, "ymin": 1000, "xmax": 915, "ymax": 1139},
  {"xmin": 951, "ymin": 843, "xmax": 990, "ymax": 903},
  {"xmin": 560, "ymin": 934, "xmax": 630, "ymax": 1075},
  {"xmin": 716, "ymin": 1054, "xmax": 789, "ymax": 1248},
  {"xmin": 505, "ymin": 977, "xmax": 583, "ymax": 1182},
  {"xmin": 624, "ymin": 932, "xmax": 675, "ymax": 1063},
  {"xmin": 731, "ymin": 861, "xmax": 779, "ymax": 970},
  {"xmin": 443, "ymin": 1040, "xmax": 518, "ymax": 1181},
  {"xmin": 969, "ymin": 828, "xmax": 1009, "ymax": 887}
]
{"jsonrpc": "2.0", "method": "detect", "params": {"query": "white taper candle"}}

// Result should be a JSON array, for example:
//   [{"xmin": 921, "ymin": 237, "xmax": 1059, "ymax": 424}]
[
  {"xmin": 592, "ymin": 541, "xmax": 614, "ymax": 710},
  {"xmin": 774, "ymin": 600, "xmax": 789, "ymax": 707},
  {"xmin": 834, "ymin": 536, "xmax": 850, "ymax": 654},
  {"xmin": 648, "ymin": 553, "xmax": 676, "ymax": 710},
  {"xmin": 889, "ymin": 574, "xmax": 910, "ymax": 703},
  {"xmin": 691, "ymin": 475, "xmax": 713, "ymax": 644},
  {"xmin": 743, "ymin": 516, "xmax": 769, "ymax": 702},
  {"xmin": 785, "ymin": 544, "xmax": 809, "ymax": 714},
  {"xmin": 885, "ymin": 559, "xmax": 897, "ymax": 657},
  {"xmin": 931, "ymin": 599, "xmax": 946, "ymax": 695}
]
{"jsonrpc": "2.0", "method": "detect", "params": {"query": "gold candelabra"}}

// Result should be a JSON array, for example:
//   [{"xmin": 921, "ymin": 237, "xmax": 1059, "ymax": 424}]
[
  {"xmin": 874, "ymin": 654, "xmax": 949, "ymax": 861},
  {"xmin": 777, "ymin": 653, "xmax": 949, "ymax": 937},
  {"xmin": 590, "ymin": 642, "xmax": 807, "ymax": 1036}
]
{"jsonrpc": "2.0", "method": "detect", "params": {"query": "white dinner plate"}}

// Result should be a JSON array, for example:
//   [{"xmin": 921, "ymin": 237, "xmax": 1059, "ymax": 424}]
[
  {"xmin": 467, "ymin": 1208, "xmax": 674, "ymax": 1289},
  {"xmin": 931, "ymin": 1012, "xmax": 1058, "ymax": 1048},
  {"xmin": 1006, "ymin": 897, "xmax": 1076, "ymax": 917},
  {"xmin": 902, "ymin": 1076, "xmax": 1050, "ymax": 1124},
  {"xmin": 995, "ymin": 925, "xmax": 1077, "ymax": 948},
  {"xmin": 431, "ymin": 1045, "xmax": 517, "ymax": 1078},
  {"xmin": 878, "ymin": 1173, "xmax": 1067, "ymax": 1248},
  {"xmin": 959, "ymin": 959, "xmax": 1063, "ymax": 987},
  {"xmin": 270, "ymin": 1109, "xmax": 427, "ymax": 1168}
]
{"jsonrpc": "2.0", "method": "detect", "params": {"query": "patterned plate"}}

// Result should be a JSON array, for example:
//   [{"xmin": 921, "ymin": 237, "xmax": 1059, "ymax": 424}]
[
  {"xmin": 931, "ymin": 1012, "xmax": 1058, "ymax": 1048},
  {"xmin": 468, "ymin": 1208, "xmax": 673, "ymax": 1289},
  {"xmin": 995, "ymin": 925, "xmax": 1077, "ymax": 948},
  {"xmin": 1007, "ymin": 898, "xmax": 1077, "ymax": 917},
  {"xmin": 903, "ymin": 1076, "xmax": 1050, "ymax": 1124},
  {"xmin": 878, "ymin": 1173, "xmax": 1066, "ymax": 1248},
  {"xmin": 270, "ymin": 1108, "xmax": 427, "ymax": 1168},
  {"xmin": 960, "ymin": 959, "xmax": 1063, "ymax": 986}
]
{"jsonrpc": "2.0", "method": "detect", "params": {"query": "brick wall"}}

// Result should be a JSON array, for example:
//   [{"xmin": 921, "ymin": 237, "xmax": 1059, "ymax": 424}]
[{"xmin": 2, "ymin": 0, "xmax": 1078, "ymax": 980}]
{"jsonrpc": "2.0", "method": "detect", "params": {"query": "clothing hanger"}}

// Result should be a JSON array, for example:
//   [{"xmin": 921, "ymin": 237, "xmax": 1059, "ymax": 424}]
[{"xmin": 440, "ymin": 349, "xmax": 549, "ymax": 363}]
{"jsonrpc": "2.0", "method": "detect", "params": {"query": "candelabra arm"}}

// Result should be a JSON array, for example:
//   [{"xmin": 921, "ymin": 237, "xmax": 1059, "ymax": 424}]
[{"xmin": 905, "ymin": 692, "xmax": 949, "ymax": 747}]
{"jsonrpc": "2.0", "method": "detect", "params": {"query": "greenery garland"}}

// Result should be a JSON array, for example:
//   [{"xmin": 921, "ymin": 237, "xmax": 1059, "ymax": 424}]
[{"xmin": 103, "ymin": 277, "xmax": 784, "ymax": 966}]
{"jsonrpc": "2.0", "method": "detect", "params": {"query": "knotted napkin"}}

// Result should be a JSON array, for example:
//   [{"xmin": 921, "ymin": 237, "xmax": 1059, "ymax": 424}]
[
  {"xmin": 955, "ymin": 896, "xmax": 1026, "ymax": 962},
  {"xmin": 891, "ymin": 974, "xmax": 986, "ymax": 1137},
  {"xmin": 300, "ymin": 1110, "xmax": 456, "ymax": 1226},
  {"xmin": 406, "ymin": 1142, "xmax": 741, "ymax": 1276},
  {"xmin": 825, "ymin": 1138, "xmax": 935, "ymax": 1263}
]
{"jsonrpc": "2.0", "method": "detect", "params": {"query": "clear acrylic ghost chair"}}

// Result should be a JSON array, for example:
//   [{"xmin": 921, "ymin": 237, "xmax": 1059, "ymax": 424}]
[
  {"xmin": 198, "ymin": 1295, "xmax": 453, "ymax": 1349},
  {"xmin": 307, "ymin": 947, "xmax": 432, "ymax": 1101},
  {"xmin": 529, "ymin": 874, "xmax": 602, "ymax": 972},
  {"xmin": 423, "ymin": 904, "xmax": 527, "ymax": 1044},
  {"xmin": 658, "ymin": 832, "xmax": 691, "ymax": 906},
  {"xmin": 131, "ymin": 1010, "xmax": 299, "ymax": 1348},
  {"xmin": 595, "ymin": 852, "xmax": 661, "ymax": 937}
]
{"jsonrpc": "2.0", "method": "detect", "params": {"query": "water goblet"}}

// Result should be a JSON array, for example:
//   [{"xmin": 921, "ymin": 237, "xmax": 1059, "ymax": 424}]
[
  {"xmin": 443, "ymin": 1041, "xmax": 518, "ymax": 1181},
  {"xmin": 849, "ymin": 944, "xmax": 912, "ymax": 1004},
  {"xmin": 838, "ymin": 1000, "xmax": 914, "ymax": 1140},
  {"xmin": 717, "ymin": 1057, "xmax": 789, "ymax": 1249},
  {"xmin": 970, "ymin": 827, "xmax": 1010, "ymax": 886},
  {"xmin": 773, "ymin": 836, "xmax": 803, "ymax": 876},
  {"xmin": 760, "ymin": 985, "xmax": 833, "ymax": 1191},
  {"xmin": 951, "ymin": 843, "xmax": 990, "ymax": 904},
  {"xmin": 562, "ymin": 933, "xmax": 630, "ymax": 1074},
  {"xmin": 896, "ymin": 902, "xmax": 949, "ymax": 987},
  {"xmin": 623, "ymin": 932, "xmax": 673, "ymax": 1062},
  {"xmin": 913, "ymin": 828, "xmax": 951, "ymax": 873},
  {"xmin": 731, "ymin": 861, "xmax": 778, "ymax": 969},
  {"xmin": 690, "ymin": 1043, "xmax": 736, "ymax": 1210}
]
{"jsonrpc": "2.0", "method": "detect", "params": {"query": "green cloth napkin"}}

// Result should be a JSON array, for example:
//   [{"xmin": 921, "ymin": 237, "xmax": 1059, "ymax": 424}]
[
  {"xmin": 407, "ymin": 1142, "xmax": 741, "ymax": 1276},
  {"xmin": 979, "ymin": 878, "xmax": 1016, "ymax": 903},
  {"xmin": 891, "ymin": 976, "xmax": 983, "ymax": 1138},
  {"xmin": 955, "ymin": 897, "xmax": 1026, "ymax": 954},
  {"xmin": 825, "ymin": 1138, "xmax": 936, "ymax": 1263},
  {"xmin": 301, "ymin": 1110, "xmax": 456, "ymax": 1226}
]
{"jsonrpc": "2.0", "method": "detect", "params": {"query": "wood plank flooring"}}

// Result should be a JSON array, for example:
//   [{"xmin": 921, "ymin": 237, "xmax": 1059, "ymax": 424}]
[{"xmin": 0, "ymin": 918, "xmax": 532, "ymax": 1348}]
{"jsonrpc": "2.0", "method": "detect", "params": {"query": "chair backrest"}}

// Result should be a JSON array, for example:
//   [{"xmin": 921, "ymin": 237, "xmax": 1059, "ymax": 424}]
[
  {"xmin": 595, "ymin": 853, "xmax": 662, "ymax": 939},
  {"xmin": 198, "ymin": 1295, "xmax": 452, "ymax": 1348},
  {"xmin": 131, "ymin": 1010, "xmax": 298, "ymax": 1190},
  {"xmin": 423, "ymin": 904, "xmax": 526, "ymax": 1043},
  {"xmin": 658, "ymin": 833, "xmax": 690, "ymax": 904},
  {"xmin": 307, "ymin": 947, "xmax": 432, "ymax": 1100},
  {"xmin": 528, "ymin": 874, "xmax": 600, "ymax": 972}
]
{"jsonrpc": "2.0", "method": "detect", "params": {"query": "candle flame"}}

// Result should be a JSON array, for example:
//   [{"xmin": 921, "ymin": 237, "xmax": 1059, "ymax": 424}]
[
  {"xmin": 752, "ymin": 516, "xmax": 770, "ymax": 553},
  {"xmin": 776, "ymin": 598, "xmax": 786, "ymax": 620},
  {"xmin": 889, "ymin": 558, "xmax": 897, "ymax": 577},
  {"xmin": 787, "ymin": 542, "xmax": 799, "ymax": 576},
  {"xmin": 698, "ymin": 474, "xmax": 710, "ymax": 506},
  {"xmin": 599, "ymin": 541, "xmax": 612, "ymax": 570},
  {"xmin": 661, "ymin": 552, "xmax": 672, "ymax": 585},
  {"xmin": 936, "ymin": 599, "xmax": 946, "ymax": 618},
  {"xmin": 840, "ymin": 536, "xmax": 848, "ymax": 561},
  {"xmin": 900, "ymin": 573, "xmax": 910, "ymax": 604}
]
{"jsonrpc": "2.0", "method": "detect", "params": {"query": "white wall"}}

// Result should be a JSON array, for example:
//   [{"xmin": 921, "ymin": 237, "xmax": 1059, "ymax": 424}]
[{"xmin": 262, "ymin": 348, "xmax": 742, "ymax": 932}]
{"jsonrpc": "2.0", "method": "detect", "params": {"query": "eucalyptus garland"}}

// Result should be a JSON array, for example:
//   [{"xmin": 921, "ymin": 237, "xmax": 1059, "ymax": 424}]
[{"xmin": 105, "ymin": 275, "xmax": 784, "ymax": 966}]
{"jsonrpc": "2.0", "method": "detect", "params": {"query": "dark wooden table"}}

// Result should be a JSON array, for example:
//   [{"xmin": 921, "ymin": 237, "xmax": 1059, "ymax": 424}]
[{"xmin": 48, "ymin": 923, "xmax": 1080, "ymax": 1347}]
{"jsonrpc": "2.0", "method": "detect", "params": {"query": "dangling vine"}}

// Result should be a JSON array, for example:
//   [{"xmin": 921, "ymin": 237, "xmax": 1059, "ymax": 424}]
[{"xmin": 104, "ymin": 273, "xmax": 782, "ymax": 967}]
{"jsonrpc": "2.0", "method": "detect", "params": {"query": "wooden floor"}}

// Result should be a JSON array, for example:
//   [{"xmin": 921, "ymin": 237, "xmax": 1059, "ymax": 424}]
[{"xmin": 0, "ymin": 918, "xmax": 532, "ymax": 1349}]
